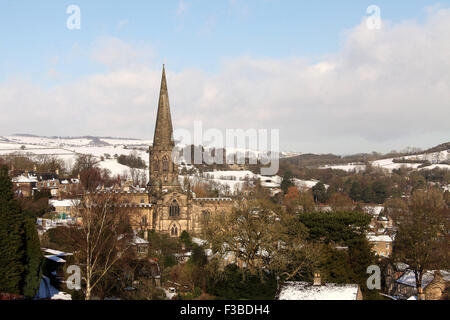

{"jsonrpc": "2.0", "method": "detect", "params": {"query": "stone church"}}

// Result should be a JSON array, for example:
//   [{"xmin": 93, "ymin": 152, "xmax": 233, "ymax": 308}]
[{"xmin": 125, "ymin": 66, "xmax": 233, "ymax": 237}]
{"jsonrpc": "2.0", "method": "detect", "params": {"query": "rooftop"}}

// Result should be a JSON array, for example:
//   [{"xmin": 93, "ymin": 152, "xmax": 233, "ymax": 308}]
[{"xmin": 277, "ymin": 282, "xmax": 360, "ymax": 300}]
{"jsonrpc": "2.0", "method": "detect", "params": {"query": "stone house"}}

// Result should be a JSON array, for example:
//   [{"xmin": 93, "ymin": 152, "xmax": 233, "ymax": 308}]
[{"xmin": 367, "ymin": 234, "xmax": 393, "ymax": 258}]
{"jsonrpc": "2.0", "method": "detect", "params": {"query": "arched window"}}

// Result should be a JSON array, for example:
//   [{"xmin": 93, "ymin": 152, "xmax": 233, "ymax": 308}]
[
  {"xmin": 202, "ymin": 210, "xmax": 211, "ymax": 219},
  {"xmin": 169, "ymin": 200, "xmax": 180, "ymax": 217},
  {"xmin": 171, "ymin": 225, "xmax": 178, "ymax": 237},
  {"xmin": 153, "ymin": 158, "xmax": 159, "ymax": 172},
  {"xmin": 162, "ymin": 156, "xmax": 169, "ymax": 172}
]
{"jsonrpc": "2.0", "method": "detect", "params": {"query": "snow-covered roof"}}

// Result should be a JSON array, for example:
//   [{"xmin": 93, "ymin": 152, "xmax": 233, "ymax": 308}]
[
  {"xmin": 49, "ymin": 199, "xmax": 80, "ymax": 207},
  {"xmin": 192, "ymin": 237, "xmax": 208, "ymax": 246},
  {"xmin": 394, "ymin": 262, "xmax": 410, "ymax": 271},
  {"xmin": 277, "ymin": 282, "xmax": 360, "ymax": 300},
  {"xmin": 132, "ymin": 235, "xmax": 149, "ymax": 245},
  {"xmin": 396, "ymin": 270, "xmax": 450, "ymax": 289},
  {"xmin": 44, "ymin": 255, "xmax": 66, "ymax": 263},
  {"xmin": 293, "ymin": 178, "xmax": 329, "ymax": 190},
  {"xmin": 364, "ymin": 206, "xmax": 384, "ymax": 216},
  {"xmin": 43, "ymin": 248, "xmax": 73, "ymax": 257},
  {"xmin": 367, "ymin": 235, "xmax": 393, "ymax": 242},
  {"xmin": 12, "ymin": 174, "xmax": 37, "ymax": 183},
  {"xmin": 35, "ymin": 276, "xmax": 71, "ymax": 300}
]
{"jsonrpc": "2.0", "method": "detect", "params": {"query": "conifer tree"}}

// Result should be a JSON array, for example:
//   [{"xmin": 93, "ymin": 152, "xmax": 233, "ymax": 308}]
[
  {"xmin": 21, "ymin": 213, "xmax": 43, "ymax": 297},
  {"xmin": 0, "ymin": 165, "xmax": 24, "ymax": 294},
  {"xmin": 0, "ymin": 165, "xmax": 42, "ymax": 297}
]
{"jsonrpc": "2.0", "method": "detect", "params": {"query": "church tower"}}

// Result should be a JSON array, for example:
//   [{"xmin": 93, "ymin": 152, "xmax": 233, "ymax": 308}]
[{"xmin": 149, "ymin": 65, "xmax": 180, "ymax": 192}]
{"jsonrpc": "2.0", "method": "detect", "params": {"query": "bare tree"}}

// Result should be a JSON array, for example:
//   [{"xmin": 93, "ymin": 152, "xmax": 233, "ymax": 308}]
[
  {"xmin": 72, "ymin": 154, "xmax": 99, "ymax": 174},
  {"xmin": 392, "ymin": 188, "xmax": 450, "ymax": 299},
  {"xmin": 70, "ymin": 192, "xmax": 135, "ymax": 300},
  {"xmin": 202, "ymin": 197, "xmax": 322, "ymax": 281}
]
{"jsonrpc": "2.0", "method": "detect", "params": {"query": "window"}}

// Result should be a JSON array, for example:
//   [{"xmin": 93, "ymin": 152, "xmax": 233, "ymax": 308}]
[
  {"xmin": 137, "ymin": 245, "xmax": 147, "ymax": 254},
  {"xmin": 202, "ymin": 210, "xmax": 211, "ymax": 219},
  {"xmin": 169, "ymin": 200, "xmax": 180, "ymax": 217},
  {"xmin": 171, "ymin": 225, "xmax": 178, "ymax": 237},
  {"xmin": 153, "ymin": 158, "xmax": 159, "ymax": 172},
  {"xmin": 163, "ymin": 156, "xmax": 169, "ymax": 172}
]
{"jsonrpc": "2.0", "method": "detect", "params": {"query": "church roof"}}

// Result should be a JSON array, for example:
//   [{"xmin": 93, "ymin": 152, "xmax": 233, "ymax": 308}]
[{"xmin": 153, "ymin": 65, "xmax": 174, "ymax": 149}]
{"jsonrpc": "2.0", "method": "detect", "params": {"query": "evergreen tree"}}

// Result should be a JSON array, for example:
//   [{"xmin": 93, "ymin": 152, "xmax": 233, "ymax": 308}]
[
  {"xmin": 0, "ymin": 165, "xmax": 42, "ymax": 297},
  {"xmin": 349, "ymin": 181, "xmax": 362, "ymax": 202},
  {"xmin": 21, "ymin": 213, "xmax": 43, "ymax": 297},
  {"xmin": 189, "ymin": 244, "xmax": 207, "ymax": 267},
  {"xmin": 0, "ymin": 165, "xmax": 24, "ymax": 294},
  {"xmin": 312, "ymin": 182, "xmax": 327, "ymax": 203},
  {"xmin": 280, "ymin": 171, "xmax": 294, "ymax": 194},
  {"xmin": 361, "ymin": 185, "xmax": 375, "ymax": 203},
  {"xmin": 372, "ymin": 181, "xmax": 387, "ymax": 204},
  {"xmin": 180, "ymin": 230, "xmax": 192, "ymax": 249}
]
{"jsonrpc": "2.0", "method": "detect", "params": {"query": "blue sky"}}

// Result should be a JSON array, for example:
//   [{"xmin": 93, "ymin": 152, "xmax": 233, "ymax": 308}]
[
  {"xmin": 0, "ymin": 1, "xmax": 449, "ymax": 154},
  {"xmin": 0, "ymin": 0, "xmax": 440, "ymax": 82}
]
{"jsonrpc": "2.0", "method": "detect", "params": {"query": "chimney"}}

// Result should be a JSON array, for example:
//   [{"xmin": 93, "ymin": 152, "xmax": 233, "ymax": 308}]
[{"xmin": 313, "ymin": 272, "xmax": 322, "ymax": 286}]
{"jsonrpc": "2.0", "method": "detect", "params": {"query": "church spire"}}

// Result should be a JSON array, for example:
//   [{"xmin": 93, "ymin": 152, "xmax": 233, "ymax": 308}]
[{"xmin": 153, "ymin": 64, "xmax": 174, "ymax": 148}]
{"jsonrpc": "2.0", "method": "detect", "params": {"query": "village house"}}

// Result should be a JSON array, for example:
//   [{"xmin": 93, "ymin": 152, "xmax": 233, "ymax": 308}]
[
  {"xmin": 367, "ymin": 234, "xmax": 393, "ymax": 258},
  {"xmin": 393, "ymin": 269, "xmax": 450, "ymax": 300},
  {"xmin": 12, "ymin": 172, "xmax": 37, "ymax": 197},
  {"xmin": 11, "ymin": 169, "xmax": 80, "ymax": 199},
  {"xmin": 383, "ymin": 262, "xmax": 409, "ymax": 296},
  {"xmin": 49, "ymin": 199, "xmax": 80, "ymax": 219},
  {"xmin": 276, "ymin": 273, "xmax": 363, "ymax": 300}
]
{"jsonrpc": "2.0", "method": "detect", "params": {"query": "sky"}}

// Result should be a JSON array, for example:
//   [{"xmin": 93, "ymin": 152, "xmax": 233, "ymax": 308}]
[{"xmin": 0, "ymin": 0, "xmax": 449, "ymax": 154}]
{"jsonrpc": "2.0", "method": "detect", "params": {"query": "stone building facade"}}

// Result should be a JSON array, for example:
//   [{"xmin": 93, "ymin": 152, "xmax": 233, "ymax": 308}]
[{"xmin": 127, "ymin": 66, "xmax": 234, "ymax": 237}]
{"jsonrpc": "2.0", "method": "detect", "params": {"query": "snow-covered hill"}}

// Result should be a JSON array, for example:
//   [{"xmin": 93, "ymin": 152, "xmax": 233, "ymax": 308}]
[
  {"xmin": 319, "ymin": 150, "xmax": 449, "ymax": 172},
  {"xmin": 0, "ymin": 135, "xmax": 151, "ymax": 178},
  {"xmin": 0, "ymin": 134, "xmax": 299, "ymax": 181}
]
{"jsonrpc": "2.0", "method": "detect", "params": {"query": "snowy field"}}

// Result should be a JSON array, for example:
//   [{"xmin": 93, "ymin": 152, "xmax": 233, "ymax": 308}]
[
  {"xmin": 2, "ymin": 135, "xmax": 447, "ymax": 191},
  {"xmin": 320, "ymin": 150, "xmax": 449, "ymax": 173},
  {"xmin": 0, "ymin": 135, "xmax": 301, "ymax": 185},
  {"xmin": 0, "ymin": 135, "xmax": 150, "ymax": 178}
]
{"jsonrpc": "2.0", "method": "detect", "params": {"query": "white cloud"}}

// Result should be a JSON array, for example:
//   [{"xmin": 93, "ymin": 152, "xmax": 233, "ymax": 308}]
[{"xmin": 1, "ymin": 9, "xmax": 449, "ymax": 154}]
